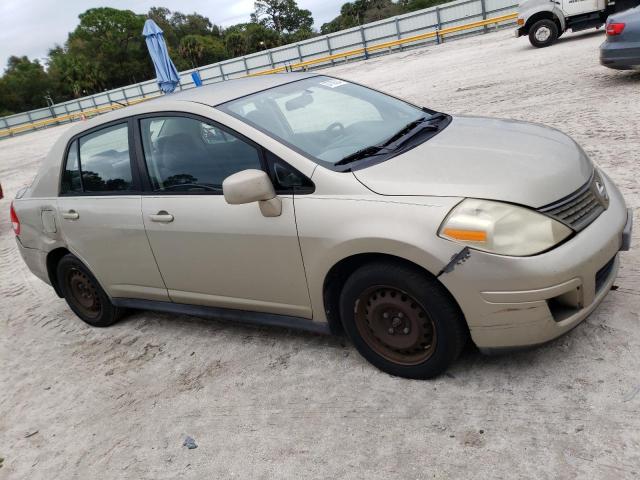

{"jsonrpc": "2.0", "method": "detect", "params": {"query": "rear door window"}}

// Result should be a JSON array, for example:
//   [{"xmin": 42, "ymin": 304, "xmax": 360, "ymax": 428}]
[
  {"xmin": 78, "ymin": 124, "xmax": 133, "ymax": 192},
  {"xmin": 61, "ymin": 123, "xmax": 134, "ymax": 195}
]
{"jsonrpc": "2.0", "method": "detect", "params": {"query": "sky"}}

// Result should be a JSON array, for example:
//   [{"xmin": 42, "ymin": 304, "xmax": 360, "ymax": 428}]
[{"xmin": 0, "ymin": 0, "xmax": 345, "ymax": 71}]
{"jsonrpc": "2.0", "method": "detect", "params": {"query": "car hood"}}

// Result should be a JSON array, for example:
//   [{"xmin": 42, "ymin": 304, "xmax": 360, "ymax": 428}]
[{"xmin": 352, "ymin": 116, "xmax": 593, "ymax": 208}]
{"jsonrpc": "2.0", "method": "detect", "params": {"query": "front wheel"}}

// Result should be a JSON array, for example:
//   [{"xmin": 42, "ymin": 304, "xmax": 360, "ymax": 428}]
[
  {"xmin": 56, "ymin": 254, "xmax": 124, "ymax": 327},
  {"xmin": 529, "ymin": 19, "xmax": 559, "ymax": 48},
  {"xmin": 339, "ymin": 262, "xmax": 467, "ymax": 379}
]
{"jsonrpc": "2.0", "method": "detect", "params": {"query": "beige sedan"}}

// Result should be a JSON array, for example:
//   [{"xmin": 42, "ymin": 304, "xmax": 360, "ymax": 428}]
[{"xmin": 11, "ymin": 73, "xmax": 632, "ymax": 378}]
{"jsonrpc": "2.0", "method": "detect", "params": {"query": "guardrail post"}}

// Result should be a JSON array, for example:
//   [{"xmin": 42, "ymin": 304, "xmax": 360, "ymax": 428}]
[
  {"xmin": 63, "ymin": 103, "xmax": 70, "ymax": 122},
  {"xmin": 48, "ymin": 106, "xmax": 59, "ymax": 126},
  {"xmin": 296, "ymin": 44, "xmax": 303, "ymax": 64},
  {"xmin": 480, "ymin": 0, "xmax": 488, "ymax": 33},
  {"xmin": 359, "ymin": 27, "xmax": 369, "ymax": 59},
  {"xmin": 436, "ymin": 7, "xmax": 443, "ymax": 44},
  {"xmin": 267, "ymin": 50, "xmax": 275, "ymax": 69},
  {"xmin": 326, "ymin": 36, "xmax": 335, "ymax": 65},
  {"xmin": 25, "ymin": 111, "xmax": 35, "ymax": 131},
  {"xmin": 1, "ymin": 117, "xmax": 11, "ymax": 137},
  {"xmin": 242, "ymin": 57, "xmax": 249, "ymax": 75},
  {"xmin": 394, "ymin": 17, "xmax": 403, "ymax": 51},
  {"xmin": 138, "ymin": 84, "xmax": 145, "ymax": 98}
]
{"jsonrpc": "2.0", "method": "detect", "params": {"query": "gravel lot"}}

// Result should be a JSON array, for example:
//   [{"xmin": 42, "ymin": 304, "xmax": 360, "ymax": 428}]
[{"xmin": 1, "ymin": 28, "xmax": 639, "ymax": 479}]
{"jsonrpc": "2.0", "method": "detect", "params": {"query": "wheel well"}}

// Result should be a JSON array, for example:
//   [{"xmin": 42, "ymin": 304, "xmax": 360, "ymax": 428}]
[
  {"xmin": 524, "ymin": 12, "xmax": 562, "ymax": 34},
  {"xmin": 46, "ymin": 247, "xmax": 70, "ymax": 298},
  {"xmin": 322, "ymin": 253, "xmax": 464, "ymax": 336}
]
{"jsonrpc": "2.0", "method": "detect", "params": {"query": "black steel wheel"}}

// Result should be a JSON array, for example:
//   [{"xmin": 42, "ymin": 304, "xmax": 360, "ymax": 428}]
[
  {"xmin": 340, "ymin": 261, "xmax": 467, "ymax": 379},
  {"xmin": 57, "ymin": 254, "xmax": 124, "ymax": 327},
  {"xmin": 354, "ymin": 286, "xmax": 437, "ymax": 365}
]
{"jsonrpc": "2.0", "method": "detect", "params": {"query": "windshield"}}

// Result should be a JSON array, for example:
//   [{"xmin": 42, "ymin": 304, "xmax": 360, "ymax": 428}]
[{"xmin": 219, "ymin": 76, "xmax": 432, "ymax": 167}]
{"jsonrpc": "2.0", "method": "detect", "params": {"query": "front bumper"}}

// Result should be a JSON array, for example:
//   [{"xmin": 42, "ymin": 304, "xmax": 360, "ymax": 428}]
[{"xmin": 439, "ymin": 173, "xmax": 631, "ymax": 350}]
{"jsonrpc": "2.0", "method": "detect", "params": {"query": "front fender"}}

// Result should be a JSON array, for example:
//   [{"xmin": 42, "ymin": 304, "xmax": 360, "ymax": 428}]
[
  {"xmin": 294, "ymin": 193, "xmax": 464, "ymax": 324},
  {"xmin": 519, "ymin": 4, "xmax": 566, "ymax": 31}
]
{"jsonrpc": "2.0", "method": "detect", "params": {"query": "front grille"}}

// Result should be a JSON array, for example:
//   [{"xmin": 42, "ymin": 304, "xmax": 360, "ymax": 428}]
[{"xmin": 538, "ymin": 171, "xmax": 608, "ymax": 232}]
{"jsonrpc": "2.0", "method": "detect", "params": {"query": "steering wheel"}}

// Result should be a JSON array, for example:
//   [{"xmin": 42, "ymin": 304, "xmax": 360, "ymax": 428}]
[
  {"xmin": 326, "ymin": 122, "xmax": 345, "ymax": 137},
  {"xmin": 163, "ymin": 183, "xmax": 221, "ymax": 192}
]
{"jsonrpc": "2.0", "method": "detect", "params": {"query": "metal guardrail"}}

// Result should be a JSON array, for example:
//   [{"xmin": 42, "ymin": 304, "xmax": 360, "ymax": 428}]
[
  {"xmin": 251, "ymin": 12, "xmax": 517, "ymax": 76},
  {"xmin": 0, "ymin": 1, "xmax": 517, "ymax": 140},
  {"xmin": 0, "ymin": 96, "xmax": 161, "ymax": 136}
]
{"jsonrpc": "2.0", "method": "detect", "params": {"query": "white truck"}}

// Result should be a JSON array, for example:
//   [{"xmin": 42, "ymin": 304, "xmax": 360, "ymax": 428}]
[{"xmin": 515, "ymin": 0, "xmax": 640, "ymax": 47}]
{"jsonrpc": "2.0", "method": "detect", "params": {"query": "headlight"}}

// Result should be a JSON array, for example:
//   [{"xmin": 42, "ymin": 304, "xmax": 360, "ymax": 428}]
[{"xmin": 439, "ymin": 199, "xmax": 572, "ymax": 256}]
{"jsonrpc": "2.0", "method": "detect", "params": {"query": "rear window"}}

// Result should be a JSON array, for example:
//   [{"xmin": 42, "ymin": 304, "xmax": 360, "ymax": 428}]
[{"xmin": 60, "ymin": 123, "xmax": 134, "ymax": 194}]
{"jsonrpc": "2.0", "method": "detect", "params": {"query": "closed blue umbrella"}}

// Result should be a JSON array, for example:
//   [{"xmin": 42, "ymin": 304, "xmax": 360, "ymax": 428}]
[{"xmin": 142, "ymin": 19, "xmax": 180, "ymax": 94}]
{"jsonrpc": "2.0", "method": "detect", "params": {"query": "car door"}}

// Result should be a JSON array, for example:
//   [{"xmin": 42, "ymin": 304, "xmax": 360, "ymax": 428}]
[
  {"xmin": 57, "ymin": 120, "xmax": 170, "ymax": 301},
  {"xmin": 136, "ymin": 114, "xmax": 312, "ymax": 318}
]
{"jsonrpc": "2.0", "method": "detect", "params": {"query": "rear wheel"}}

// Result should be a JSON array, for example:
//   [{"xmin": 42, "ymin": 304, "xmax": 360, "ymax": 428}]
[
  {"xmin": 529, "ymin": 19, "xmax": 559, "ymax": 48},
  {"xmin": 56, "ymin": 254, "xmax": 124, "ymax": 327},
  {"xmin": 339, "ymin": 262, "xmax": 466, "ymax": 379}
]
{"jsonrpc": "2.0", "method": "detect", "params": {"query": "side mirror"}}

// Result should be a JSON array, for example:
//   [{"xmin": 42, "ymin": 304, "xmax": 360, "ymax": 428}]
[{"xmin": 222, "ymin": 169, "xmax": 282, "ymax": 217}]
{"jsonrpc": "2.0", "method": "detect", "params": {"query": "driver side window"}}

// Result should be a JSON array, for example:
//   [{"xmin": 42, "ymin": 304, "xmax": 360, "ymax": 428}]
[{"xmin": 139, "ymin": 116, "xmax": 262, "ymax": 192}]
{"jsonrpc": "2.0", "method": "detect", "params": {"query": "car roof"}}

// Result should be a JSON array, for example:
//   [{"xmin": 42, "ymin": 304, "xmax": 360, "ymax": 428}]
[
  {"xmin": 150, "ymin": 71, "xmax": 320, "ymax": 107},
  {"xmin": 59, "ymin": 72, "xmax": 323, "ymax": 141}
]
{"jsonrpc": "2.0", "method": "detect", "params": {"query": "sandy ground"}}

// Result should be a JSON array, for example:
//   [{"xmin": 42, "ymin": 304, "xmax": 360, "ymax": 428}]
[{"xmin": 1, "ymin": 28, "xmax": 639, "ymax": 479}]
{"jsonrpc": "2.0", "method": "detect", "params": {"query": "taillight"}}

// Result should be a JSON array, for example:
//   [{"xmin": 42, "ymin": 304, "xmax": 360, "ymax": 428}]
[
  {"xmin": 10, "ymin": 202, "xmax": 20, "ymax": 235},
  {"xmin": 606, "ymin": 23, "xmax": 625, "ymax": 36}
]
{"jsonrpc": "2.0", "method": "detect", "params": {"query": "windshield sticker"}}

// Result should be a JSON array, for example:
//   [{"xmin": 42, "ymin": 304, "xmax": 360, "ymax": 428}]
[{"xmin": 319, "ymin": 79, "xmax": 347, "ymax": 88}]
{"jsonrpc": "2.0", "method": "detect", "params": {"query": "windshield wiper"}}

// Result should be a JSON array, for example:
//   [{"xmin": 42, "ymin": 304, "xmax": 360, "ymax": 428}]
[
  {"xmin": 335, "ymin": 115, "xmax": 442, "ymax": 167},
  {"xmin": 334, "ymin": 145, "xmax": 394, "ymax": 166},
  {"xmin": 380, "ymin": 116, "xmax": 443, "ymax": 149}
]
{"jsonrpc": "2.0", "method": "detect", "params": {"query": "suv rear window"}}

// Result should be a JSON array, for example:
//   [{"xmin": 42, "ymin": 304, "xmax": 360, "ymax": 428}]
[{"xmin": 61, "ymin": 123, "xmax": 134, "ymax": 194}]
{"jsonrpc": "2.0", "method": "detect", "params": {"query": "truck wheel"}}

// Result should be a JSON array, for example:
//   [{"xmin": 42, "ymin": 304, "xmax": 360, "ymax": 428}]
[
  {"xmin": 339, "ymin": 261, "xmax": 467, "ymax": 379},
  {"xmin": 529, "ymin": 19, "xmax": 559, "ymax": 48}
]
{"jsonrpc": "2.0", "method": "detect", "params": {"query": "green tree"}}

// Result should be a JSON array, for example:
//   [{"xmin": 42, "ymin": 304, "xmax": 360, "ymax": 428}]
[
  {"xmin": 224, "ymin": 31, "xmax": 247, "ymax": 57},
  {"xmin": 251, "ymin": 0, "xmax": 314, "ymax": 35},
  {"xmin": 63, "ymin": 7, "xmax": 152, "ymax": 91},
  {"xmin": 0, "ymin": 56, "xmax": 53, "ymax": 115},
  {"xmin": 244, "ymin": 23, "xmax": 281, "ymax": 52},
  {"xmin": 402, "ymin": 0, "xmax": 448, "ymax": 11},
  {"xmin": 223, "ymin": 22, "xmax": 281, "ymax": 57},
  {"xmin": 178, "ymin": 35, "xmax": 226, "ymax": 69}
]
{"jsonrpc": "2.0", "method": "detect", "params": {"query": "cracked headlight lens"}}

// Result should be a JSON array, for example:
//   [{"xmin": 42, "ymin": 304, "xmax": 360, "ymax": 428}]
[{"xmin": 439, "ymin": 199, "xmax": 572, "ymax": 256}]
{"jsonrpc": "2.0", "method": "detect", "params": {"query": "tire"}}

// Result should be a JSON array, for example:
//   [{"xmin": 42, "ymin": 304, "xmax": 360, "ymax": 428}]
[
  {"xmin": 529, "ymin": 19, "xmax": 559, "ymax": 48},
  {"xmin": 56, "ymin": 254, "xmax": 124, "ymax": 327},
  {"xmin": 339, "ymin": 261, "xmax": 467, "ymax": 379}
]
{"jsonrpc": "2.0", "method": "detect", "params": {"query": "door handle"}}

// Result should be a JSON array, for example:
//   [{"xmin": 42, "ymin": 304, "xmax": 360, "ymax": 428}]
[
  {"xmin": 149, "ymin": 211, "xmax": 174, "ymax": 223},
  {"xmin": 62, "ymin": 210, "xmax": 79, "ymax": 220}
]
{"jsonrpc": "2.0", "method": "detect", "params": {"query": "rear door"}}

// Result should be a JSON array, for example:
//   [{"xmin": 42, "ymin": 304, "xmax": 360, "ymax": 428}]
[
  {"xmin": 136, "ymin": 114, "xmax": 312, "ymax": 318},
  {"xmin": 57, "ymin": 120, "xmax": 169, "ymax": 301}
]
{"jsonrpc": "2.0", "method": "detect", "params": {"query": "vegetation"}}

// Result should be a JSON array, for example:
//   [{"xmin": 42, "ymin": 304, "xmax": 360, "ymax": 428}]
[{"xmin": 0, "ymin": 0, "xmax": 451, "ymax": 115}]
